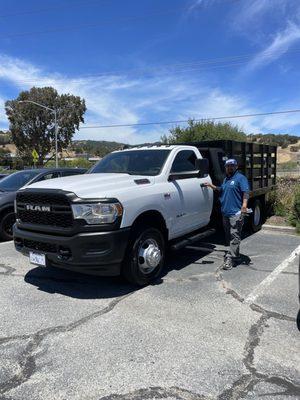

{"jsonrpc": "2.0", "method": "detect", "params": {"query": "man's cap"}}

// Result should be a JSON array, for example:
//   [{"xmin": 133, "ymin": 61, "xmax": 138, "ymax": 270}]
[{"xmin": 225, "ymin": 158, "xmax": 238, "ymax": 166}]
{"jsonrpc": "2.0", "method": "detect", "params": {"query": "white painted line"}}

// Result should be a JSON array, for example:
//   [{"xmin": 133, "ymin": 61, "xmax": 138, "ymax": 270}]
[
  {"xmin": 245, "ymin": 244, "xmax": 300, "ymax": 304},
  {"xmin": 0, "ymin": 240, "xmax": 13, "ymax": 246}
]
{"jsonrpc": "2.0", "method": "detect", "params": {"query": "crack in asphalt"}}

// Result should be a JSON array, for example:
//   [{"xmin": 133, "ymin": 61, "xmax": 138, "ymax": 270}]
[
  {"xmin": 0, "ymin": 264, "xmax": 16, "ymax": 276},
  {"xmin": 215, "ymin": 263, "xmax": 299, "ymax": 399},
  {"xmin": 217, "ymin": 311, "xmax": 300, "ymax": 399},
  {"xmin": 215, "ymin": 266, "xmax": 245, "ymax": 303},
  {"xmin": 0, "ymin": 293, "xmax": 133, "ymax": 396},
  {"xmin": 97, "ymin": 386, "xmax": 209, "ymax": 400},
  {"xmin": 0, "ymin": 243, "xmax": 298, "ymax": 399}
]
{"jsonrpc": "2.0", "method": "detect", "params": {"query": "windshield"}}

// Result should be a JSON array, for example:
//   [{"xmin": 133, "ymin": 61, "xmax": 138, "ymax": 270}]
[
  {"xmin": 0, "ymin": 170, "xmax": 42, "ymax": 191},
  {"xmin": 90, "ymin": 150, "xmax": 171, "ymax": 176}
]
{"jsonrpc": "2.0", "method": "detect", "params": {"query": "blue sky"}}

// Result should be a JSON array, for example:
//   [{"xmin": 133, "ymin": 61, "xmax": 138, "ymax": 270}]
[{"xmin": 1, "ymin": 0, "xmax": 300, "ymax": 143}]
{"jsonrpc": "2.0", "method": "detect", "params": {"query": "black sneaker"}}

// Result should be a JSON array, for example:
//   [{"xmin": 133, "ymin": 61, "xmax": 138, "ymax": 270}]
[{"xmin": 222, "ymin": 258, "xmax": 233, "ymax": 270}]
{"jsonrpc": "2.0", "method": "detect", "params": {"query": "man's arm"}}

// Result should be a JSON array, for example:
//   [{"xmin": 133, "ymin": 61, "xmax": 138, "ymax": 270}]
[
  {"xmin": 241, "ymin": 193, "xmax": 248, "ymax": 213},
  {"xmin": 203, "ymin": 182, "xmax": 222, "ymax": 192},
  {"xmin": 240, "ymin": 176, "xmax": 250, "ymax": 213}
]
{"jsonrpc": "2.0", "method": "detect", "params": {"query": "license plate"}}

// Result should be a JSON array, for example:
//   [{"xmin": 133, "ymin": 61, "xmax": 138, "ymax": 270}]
[{"xmin": 29, "ymin": 252, "xmax": 46, "ymax": 267}]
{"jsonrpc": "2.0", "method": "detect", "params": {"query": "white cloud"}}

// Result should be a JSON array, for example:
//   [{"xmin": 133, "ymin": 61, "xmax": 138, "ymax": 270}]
[
  {"xmin": 247, "ymin": 22, "xmax": 300, "ymax": 71},
  {"xmin": 185, "ymin": 0, "xmax": 216, "ymax": 15},
  {"xmin": 0, "ymin": 53, "xmax": 300, "ymax": 143},
  {"xmin": 183, "ymin": 88, "xmax": 262, "ymax": 133},
  {"xmin": 0, "ymin": 95, "xmax": 8, "ymax": 130},
  {"xmin": 260, "ymin": 107, "xmax": 300, "ymax": 131},
  {"xmin": 188, "ymin": 0, "xmax": 204, "ymax": 12},
  {"xmin": 234, "ymin": 0, "xmax": 285, "ymax": 27}
]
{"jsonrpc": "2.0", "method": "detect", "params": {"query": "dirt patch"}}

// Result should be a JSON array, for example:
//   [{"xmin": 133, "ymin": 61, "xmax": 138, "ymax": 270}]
[{"xmin": 266, "ymin": 215, "xmax": 290, "ymax": 226}]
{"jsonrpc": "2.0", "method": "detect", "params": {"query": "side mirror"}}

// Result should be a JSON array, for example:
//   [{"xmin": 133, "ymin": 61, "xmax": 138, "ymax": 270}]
[{"xmin": 196, "ymin": 158, "xmax": 209, "ymax": 178}]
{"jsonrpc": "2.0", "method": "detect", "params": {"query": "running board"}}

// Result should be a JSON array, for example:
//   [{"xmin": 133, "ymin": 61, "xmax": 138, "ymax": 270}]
[{"xmin": 170, "ymin": 228, "xmax": 216, "ymax": 251}]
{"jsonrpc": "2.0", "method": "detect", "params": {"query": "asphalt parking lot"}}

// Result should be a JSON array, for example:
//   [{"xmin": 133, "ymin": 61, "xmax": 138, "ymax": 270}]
[{"xmin": 0, "ymin": 230, "xmax": 299, "ymax": 400}]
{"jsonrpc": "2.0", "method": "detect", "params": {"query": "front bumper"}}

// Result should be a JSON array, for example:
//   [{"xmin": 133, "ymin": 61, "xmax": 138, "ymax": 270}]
[{"xmin": 13, "ymin": 225, "xmax": 131, "ymax": 276}]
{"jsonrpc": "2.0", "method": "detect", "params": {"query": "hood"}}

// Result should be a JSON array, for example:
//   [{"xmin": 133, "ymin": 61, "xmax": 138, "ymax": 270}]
[{"xmin": 22, "ymin": 173, "xmax": 155, "ymax": 199}]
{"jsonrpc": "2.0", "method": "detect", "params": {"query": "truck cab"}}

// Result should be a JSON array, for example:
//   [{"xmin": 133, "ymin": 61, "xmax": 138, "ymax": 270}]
[{"xmin": 14, "ymin": 145, "xmax": 213, "ymax": 285}]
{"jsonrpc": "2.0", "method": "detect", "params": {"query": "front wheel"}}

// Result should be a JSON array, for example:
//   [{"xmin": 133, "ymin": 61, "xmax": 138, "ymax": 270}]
[
  {"xmin": 0, "ymin": 211, "xmax": 16, "ymax": 241},
  {"xmin": 122, "ymin": 227, "xmax": 165, "ymax": 286}
]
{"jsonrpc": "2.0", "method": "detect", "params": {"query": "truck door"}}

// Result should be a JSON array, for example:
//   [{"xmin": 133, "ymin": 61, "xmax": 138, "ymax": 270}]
[{"xmin": 169, "ymin": 149, "xmax": 213, "ymax": 236}]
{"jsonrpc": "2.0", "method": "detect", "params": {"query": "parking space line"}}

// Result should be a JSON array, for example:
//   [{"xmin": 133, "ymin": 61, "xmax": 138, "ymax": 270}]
[{"xmin": 245, "ymin": 244, "xmax": 300, "ymax": 304}]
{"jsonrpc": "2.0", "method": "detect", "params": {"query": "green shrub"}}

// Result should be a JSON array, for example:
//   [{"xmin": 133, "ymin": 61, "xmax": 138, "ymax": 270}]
[
  {"xmin": 46, "ymin": 158, "xmax": 95, "ymax": 169},
  {"xmin": 289, "ymin": 185, "xmax": 300, "ymax": 233},
  {"xmin": 272, "ymin": 178, "xmax": 296, "ymax": 217},
  {"xmin": 277, "ymin": 161, "xmax": 297, "ymax": 171}
]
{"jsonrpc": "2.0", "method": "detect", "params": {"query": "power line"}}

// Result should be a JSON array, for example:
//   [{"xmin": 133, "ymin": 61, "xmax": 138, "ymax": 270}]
[
  {"xmin": 2, "ymin": 61, "xmax": 249, "ymax": 86},
  {"xmin": 0, "ymin": 7, "xmax": 185, "ymax": 39},
  {"xmin": 79, "ymin": 109, "xmax": 300, "ymax": 129},
  {"xmin": 5, "ymin": 47, "xmax": 300, "ymax": 86}
]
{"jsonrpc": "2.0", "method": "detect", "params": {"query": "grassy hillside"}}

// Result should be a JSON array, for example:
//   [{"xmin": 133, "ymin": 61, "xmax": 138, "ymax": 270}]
[
  {"xmin": 70, "ymin": 140, "xmax": 126, "ymax": 157},
  {"xmin": 1, "ymin": 133, "xmax": 299, "ymax": 166},
  {"xmin": 248, "ymin": 133, "xmax": 299, "ymax": 148}
]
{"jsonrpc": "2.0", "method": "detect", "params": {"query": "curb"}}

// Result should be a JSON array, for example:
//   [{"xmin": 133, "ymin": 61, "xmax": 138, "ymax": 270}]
[{"xmin": 262, "ymin": 224, "xmax": 298, "ymax": 235}]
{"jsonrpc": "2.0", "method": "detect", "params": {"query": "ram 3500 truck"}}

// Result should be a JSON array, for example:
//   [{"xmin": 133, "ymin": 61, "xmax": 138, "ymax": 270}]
[{"xmin": 14, "ymin": 140, "xmax": 277, "ymax": 286}]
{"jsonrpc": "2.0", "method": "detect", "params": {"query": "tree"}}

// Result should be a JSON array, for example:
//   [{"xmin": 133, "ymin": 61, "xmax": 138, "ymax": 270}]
[
  {"xmin": 0, "ymin": 131, "xmax": 11, "ymax": 145},
  {"xmin": 162, "ymin": 119, "xmax": 246, "ymax": 144},
  {"xmin": 5, "ymin": 87, "xmax": 86, "ymax": 166}
]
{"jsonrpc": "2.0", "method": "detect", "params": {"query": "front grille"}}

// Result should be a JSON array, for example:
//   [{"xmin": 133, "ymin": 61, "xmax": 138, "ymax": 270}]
[
  {"xmin": 16, "ymin": 191, "xmax": 73, "ymax": 229},
  {"xmin": 17, "ymin": 209, "xmax": 73, "ymax": 228},
  {"xmin": 23, "ymin": 239, "xmax": 57, "ymax": 253},
  {"xmin": 17, "ymin": 192, "xmax": 70, "ymax": 206}
]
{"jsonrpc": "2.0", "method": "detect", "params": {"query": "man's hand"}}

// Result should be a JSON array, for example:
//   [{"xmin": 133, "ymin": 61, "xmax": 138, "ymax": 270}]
[
  {"xmin": 241, "ymin": 205, "xmax": 248, "ymax": 214},
  {"xmin": 203, "ymin": 182, "xmax": 220, "ymax": 192}
]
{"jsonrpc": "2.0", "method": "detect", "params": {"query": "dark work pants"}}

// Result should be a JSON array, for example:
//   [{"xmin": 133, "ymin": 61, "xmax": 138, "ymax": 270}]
[{"xmin": 223, "ymin": 214, "xmax": 244, "ymax": 260}]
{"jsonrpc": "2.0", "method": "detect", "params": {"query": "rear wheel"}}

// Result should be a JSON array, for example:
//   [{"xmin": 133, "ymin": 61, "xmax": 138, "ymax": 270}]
[
  {"xmin": 250, "ymin": 199, "xmax": 263, "ymax": 232},
  {"xmin": 0, "ymin": 211, "xmax": 16, "ymax": 241},
  {"xmin": 122, "ymin": 226, "xmax": 165, "ymax": 286}
]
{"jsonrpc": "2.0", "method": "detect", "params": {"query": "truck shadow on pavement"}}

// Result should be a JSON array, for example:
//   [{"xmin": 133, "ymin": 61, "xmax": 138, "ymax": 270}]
[
  {"xmin": 24, "ymin": 267, "xmax": 138, "ymax": 300},
  {"xmin": 24, "ymin": 230, "xmax": 254, "ymax": 299}
]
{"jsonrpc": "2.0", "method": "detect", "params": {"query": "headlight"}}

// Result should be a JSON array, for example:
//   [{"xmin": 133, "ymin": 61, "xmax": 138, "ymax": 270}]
[{"xmin": 71, "ymin": 201, "xmax": 123, "ymax": 225}]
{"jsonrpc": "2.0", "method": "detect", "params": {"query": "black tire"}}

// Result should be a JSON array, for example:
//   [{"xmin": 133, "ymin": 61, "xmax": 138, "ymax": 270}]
[
  {"xmin": 122, "ymin": 226, "xmax": 165, "ymax": 286},
  {"xmin": 297, "ymin": 310, "xmax": 300, "ymax": 332},
  {"xmin": 0, "ymin": 211, "xmax": 16, "ymax": 241},
  {"xmin": 250, "ymin": 199, "xmax": 263, "ymax": 232}
]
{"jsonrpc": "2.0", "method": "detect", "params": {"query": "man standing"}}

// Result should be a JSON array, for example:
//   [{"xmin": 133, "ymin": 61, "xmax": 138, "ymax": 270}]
[{"xmin": 204, "ymin": 159, "xmax": 250, "ymax": 270}]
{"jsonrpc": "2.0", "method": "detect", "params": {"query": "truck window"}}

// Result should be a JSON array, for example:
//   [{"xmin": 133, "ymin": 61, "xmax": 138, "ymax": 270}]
[
  {"xmin": 61, "ymin": 170, "xmax": 84, "ymax": 177},
  {"xmin": 171, "ymin": 150, "xmax": 197, "ymax": 173},
  {"xmin": 38, "ymin": 172, "xmax": 60, "ymax": 181},
  {"xmin": 90, "ymin": 150, "xmax": 171, "ymax": 176},
  {"xmin": 218, "ymin": 152, "xmax": 226, "ymax": 173}
]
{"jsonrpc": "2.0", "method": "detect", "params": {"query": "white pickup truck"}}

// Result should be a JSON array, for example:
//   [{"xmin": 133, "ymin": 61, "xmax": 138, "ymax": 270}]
[{"xmin": 14, "ymin": 145, "xmax": 214, "ymax": 285}]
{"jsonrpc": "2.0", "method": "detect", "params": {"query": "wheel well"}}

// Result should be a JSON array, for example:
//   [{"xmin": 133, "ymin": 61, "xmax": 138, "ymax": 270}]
[
  {"xmin": 249, "ymin": 195, "xmax": 266, "ymax": 209},
  {"xmin": 0, "ymin": 206, "xmax": 14, "ymax": 221},
  {"xmin": 131, "ymin": 210, "xmax": 168, "ymax": 240}
]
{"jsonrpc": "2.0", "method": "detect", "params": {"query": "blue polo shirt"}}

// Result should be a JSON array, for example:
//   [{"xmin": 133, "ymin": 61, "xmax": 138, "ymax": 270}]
[{"xmin": 219, "ymin": 171, "xmax": 249, "ymax": 216}]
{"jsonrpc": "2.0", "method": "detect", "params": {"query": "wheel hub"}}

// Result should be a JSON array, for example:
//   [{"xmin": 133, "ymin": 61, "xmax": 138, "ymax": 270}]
[
  {"xmin": 138, "ymin": 239, "xmax": 162, "ymax": 274},
  {"xmin": 254, "ymin": 205, "xmax": 261, "ymax": 226}
]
